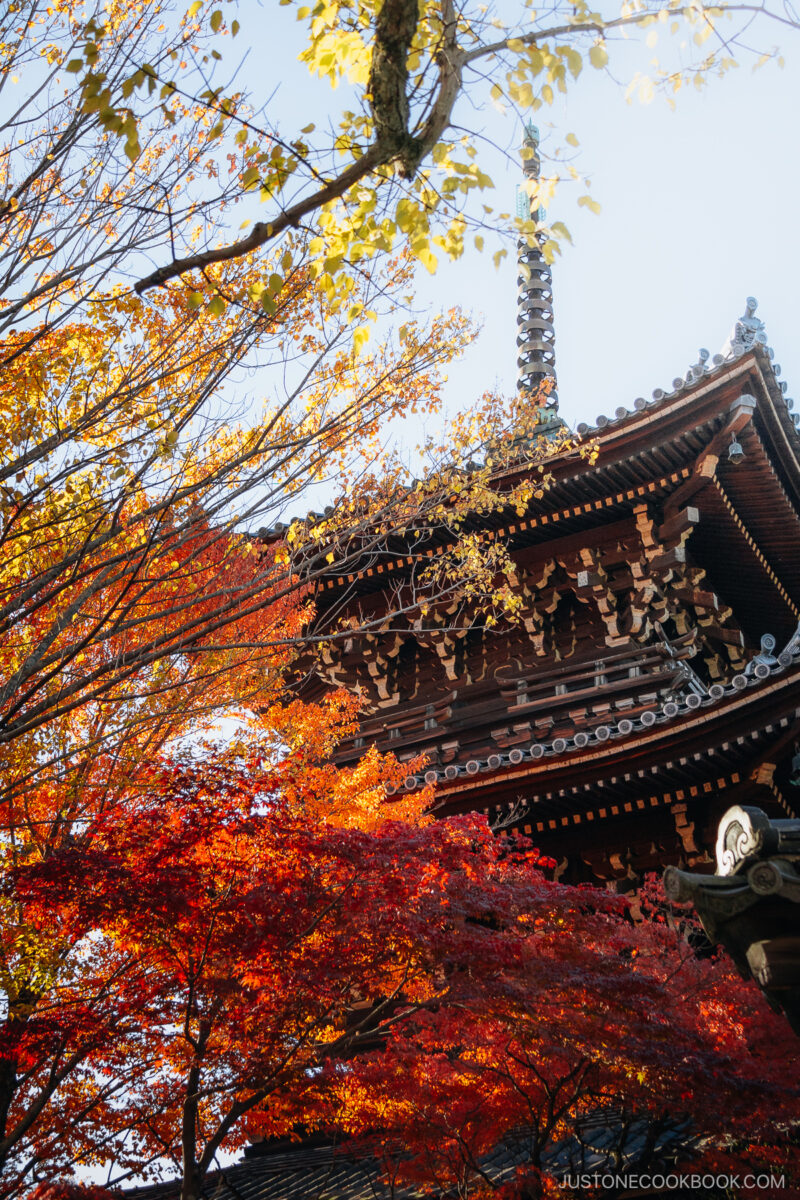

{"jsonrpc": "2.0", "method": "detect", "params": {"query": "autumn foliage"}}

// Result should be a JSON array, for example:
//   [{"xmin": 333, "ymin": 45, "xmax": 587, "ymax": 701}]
[
  {"xmin": 2, "ymin": 1, "xmax": 800, "ymax": 1198},
  {"xmin": 0, "ymin": 12, "xmax": 560, "ymax": 1185},
  {"xmin": 4, "ymin": 745, "xmax": 798, "ymax": 1197},
  {"xmin": 336, "ymin": 903, "xmax": 800, "ymax": 1196}
]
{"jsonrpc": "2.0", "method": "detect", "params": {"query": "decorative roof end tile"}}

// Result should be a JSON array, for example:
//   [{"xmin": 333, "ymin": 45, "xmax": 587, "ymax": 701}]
[{"xmin": 720, "ymin": 296, "xmax": 768, "ymax": 359}]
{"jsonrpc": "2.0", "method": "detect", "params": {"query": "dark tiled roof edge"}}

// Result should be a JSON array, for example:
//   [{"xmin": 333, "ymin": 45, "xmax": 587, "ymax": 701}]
[{"xmin": 388, "ymin": 628, "xmax": 800, "ymax": 794}]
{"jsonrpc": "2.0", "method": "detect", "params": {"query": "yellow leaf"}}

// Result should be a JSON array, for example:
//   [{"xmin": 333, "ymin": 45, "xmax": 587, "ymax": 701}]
[
  {"xmin": 352, "ymin": 325, "xmax": 370, "ymax": 355},
  {"xmin": 589, "ymin": 43, "xmax": 608, "ymax": 69},
  {"xmin": 566, "ymin": 48, "xmax": 583, "ymax": 78},
  {"xmin": 565, "ymin": 132, "xmax": 579, "ymax": 147},
  {"xmin": 417, "ymin": 247, "xmax": 438, "ymax": 274}
]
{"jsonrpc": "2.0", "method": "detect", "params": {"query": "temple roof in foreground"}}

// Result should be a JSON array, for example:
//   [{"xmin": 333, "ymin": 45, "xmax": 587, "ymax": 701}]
[{"xmin": 127, "ymin": 1115, "xmax": 692, "ymax": 1200}]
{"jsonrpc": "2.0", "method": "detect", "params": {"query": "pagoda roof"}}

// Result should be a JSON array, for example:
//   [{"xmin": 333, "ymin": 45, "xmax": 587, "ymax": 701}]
[
  {"xmin": 255, "ymin": 300, "xmax": 797, "ymax": 556},
  {"xmin": 282, "ymin": 300, "xmax": 800, "ymax": 874},
  {"xmin": 301, "ymin": 311, "xmax": 798, "ymax": 610}
]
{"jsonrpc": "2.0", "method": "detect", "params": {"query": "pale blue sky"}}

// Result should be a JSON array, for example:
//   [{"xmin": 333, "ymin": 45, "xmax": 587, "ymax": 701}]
[
  {"xmin": 255, "ymin": 3, "xmax": 800, "ymax": 433},
  {"xmin": 417, "ymin": 58, "xmax": 800, "ymax": 429}
]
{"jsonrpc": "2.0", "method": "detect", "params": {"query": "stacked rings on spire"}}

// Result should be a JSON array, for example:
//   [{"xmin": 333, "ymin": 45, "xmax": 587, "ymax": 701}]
[
  {"xmin": 517, "ymin": 243, "xmax": 556, "ymax": 402},
  {"xmin": 516, "ymin": 121, "xmax": 558, "ymax": 409}
]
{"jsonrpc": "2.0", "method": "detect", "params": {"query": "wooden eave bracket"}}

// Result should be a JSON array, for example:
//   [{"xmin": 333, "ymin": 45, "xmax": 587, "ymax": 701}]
[{"xmin": 663, "ymin": 394, "xmax": 756, "ymax": 515}]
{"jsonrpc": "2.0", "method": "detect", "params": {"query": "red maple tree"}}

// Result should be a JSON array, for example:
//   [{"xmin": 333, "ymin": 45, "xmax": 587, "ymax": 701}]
[
  {"xmin": 6, "ymin": 742, "xmax": 798, "ymax": 1199},
  {"xmin": 332, "ymin": 894, "xmax": 799, "ymax": 1197}
]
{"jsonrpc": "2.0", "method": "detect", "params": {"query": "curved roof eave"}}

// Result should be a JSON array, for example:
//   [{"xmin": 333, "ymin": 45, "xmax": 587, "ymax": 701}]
[{"xmin": 390, "ymin": 624, "xmax": 800, "ymax": 796}]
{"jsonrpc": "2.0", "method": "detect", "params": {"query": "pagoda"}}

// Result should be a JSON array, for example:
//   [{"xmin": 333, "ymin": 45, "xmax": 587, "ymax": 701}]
[{"xmin": 295, "ymin": 127, "xmax": 800, "ymax": 887}]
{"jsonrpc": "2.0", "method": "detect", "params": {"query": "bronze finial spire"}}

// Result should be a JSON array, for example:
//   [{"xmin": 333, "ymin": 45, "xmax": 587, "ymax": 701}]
[{"xmin": 515, "ymin": 122, "xmax": 558, "ymax": 413}]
